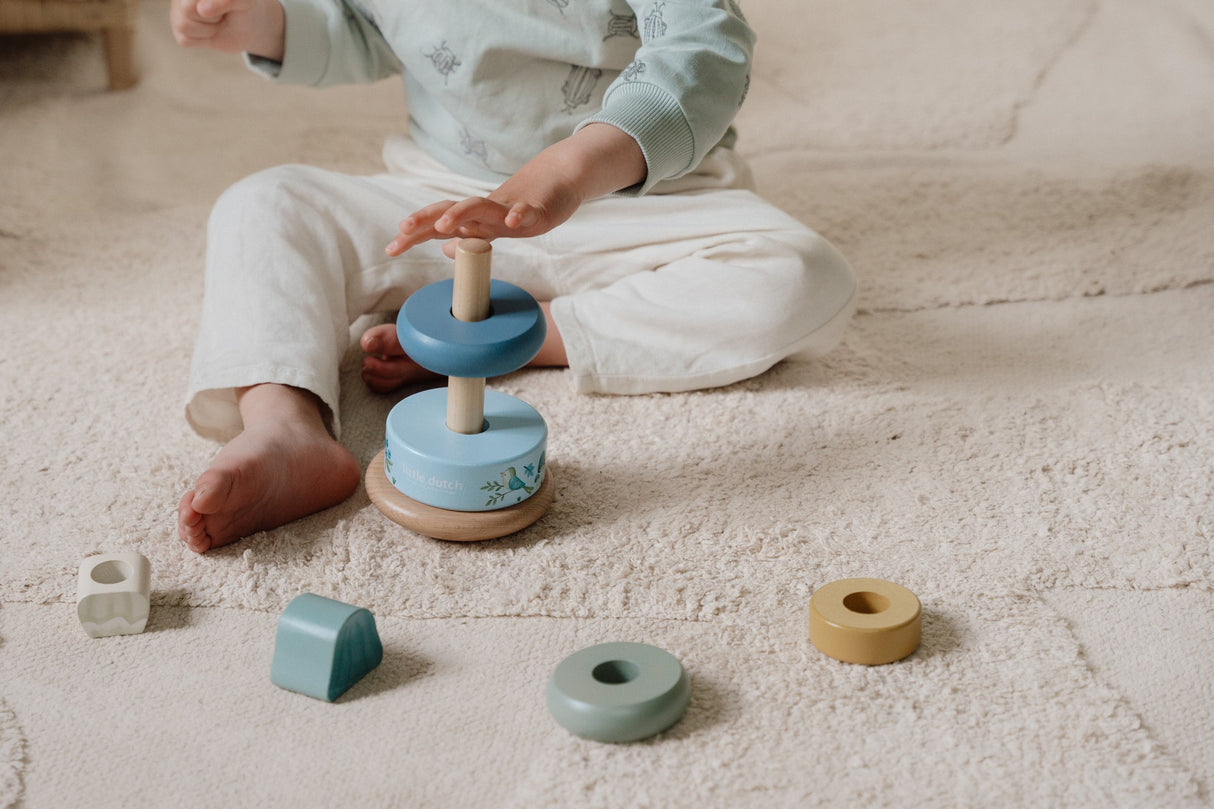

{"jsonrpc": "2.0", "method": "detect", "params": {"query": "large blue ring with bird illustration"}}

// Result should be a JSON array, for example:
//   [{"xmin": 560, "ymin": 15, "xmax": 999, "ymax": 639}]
[
  {"xmin": 396, "ymin": 279, "xmax": 546, "ymax": 379},
  {"xmin": 383, "ymin": 387, "xmax": 547, "ymax": 512}
]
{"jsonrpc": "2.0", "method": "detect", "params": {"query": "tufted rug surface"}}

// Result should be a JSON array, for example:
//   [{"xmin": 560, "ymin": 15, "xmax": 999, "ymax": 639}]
[{"xmin": 2, "ymin": 0, "xmax": 1213, "ymax": 806}]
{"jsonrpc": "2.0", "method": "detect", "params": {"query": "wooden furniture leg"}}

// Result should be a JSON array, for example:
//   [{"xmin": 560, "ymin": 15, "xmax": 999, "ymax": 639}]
[{"xmin": 103, "ymin": 24, "xmax": 136, "ymax": 89}]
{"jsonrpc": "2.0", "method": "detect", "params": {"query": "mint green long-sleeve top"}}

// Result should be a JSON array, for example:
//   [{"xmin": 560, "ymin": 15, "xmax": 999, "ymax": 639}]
[{"xmin": 251, "ymin": 0, "xmax": 754, "ymax": 194}]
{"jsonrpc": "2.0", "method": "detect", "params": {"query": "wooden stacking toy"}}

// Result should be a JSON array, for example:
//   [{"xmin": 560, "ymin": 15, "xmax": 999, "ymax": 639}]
[{"xmin": 366, "ymin": 238, "xmax": 554, "ymax": 541}]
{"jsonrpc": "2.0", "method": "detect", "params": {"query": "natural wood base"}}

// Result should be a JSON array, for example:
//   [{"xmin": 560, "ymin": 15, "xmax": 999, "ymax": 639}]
[{"xmin": 365, "ymin": 449, "xmax": 554, "ymax": 541}]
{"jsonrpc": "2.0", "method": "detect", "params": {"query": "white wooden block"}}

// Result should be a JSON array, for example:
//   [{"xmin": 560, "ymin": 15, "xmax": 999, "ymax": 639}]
[{"xmin": 77, "ymin": 551, "xmax": 151, "ymax": 638}]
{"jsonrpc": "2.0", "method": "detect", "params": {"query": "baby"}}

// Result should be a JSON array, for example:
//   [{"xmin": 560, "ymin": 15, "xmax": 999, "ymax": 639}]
[{"xmin": 170, "ymin": 0, "xmax": 857, "ymax": 552}]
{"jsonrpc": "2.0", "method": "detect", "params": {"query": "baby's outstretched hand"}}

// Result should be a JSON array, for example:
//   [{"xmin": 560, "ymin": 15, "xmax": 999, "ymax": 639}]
[
  {"xmin": 385, "ymin": 123, "xmax": 645, "ymax": 258},
  {"xmin": 385, "ymin": 181, "xmax": 580, "ymax": 258}
]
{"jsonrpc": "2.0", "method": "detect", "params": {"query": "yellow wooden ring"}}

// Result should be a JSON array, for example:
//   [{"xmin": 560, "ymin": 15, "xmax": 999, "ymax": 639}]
[{"xmin": 808, "ymin": 578, "xmax": 921, "ymax": 665}]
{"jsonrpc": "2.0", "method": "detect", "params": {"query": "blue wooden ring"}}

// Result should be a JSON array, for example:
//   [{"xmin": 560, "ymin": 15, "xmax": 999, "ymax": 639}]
[
  {"xmin": 384, "ymin": 387, "xmax": 547, "ymax": 512},
  {"xmin": 546, "ymin": 642, "xmax": 691, "ymax": 743},
  {"xmin": 396, "ymin": 279, "xmax": 546, "ymax": 379}
]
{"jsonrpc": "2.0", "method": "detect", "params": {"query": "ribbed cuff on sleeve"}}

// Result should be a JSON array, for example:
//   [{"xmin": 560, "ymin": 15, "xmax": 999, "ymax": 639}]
[
  {"xmin": 242, "ymin": 0, "xmax": 331, "ymax": 86},
  {"xmin": 579, "ymin": 81, "xmax": 696, "ymax": 197}
]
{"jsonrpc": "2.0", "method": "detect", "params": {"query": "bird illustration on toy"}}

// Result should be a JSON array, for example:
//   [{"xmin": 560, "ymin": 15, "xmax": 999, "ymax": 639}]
[
  {"xmin": 480, "ymin": 455, "xmax": 546, "ymax": 507},
  {"xmin": 503, "ymin": 467, "xmax": 530, "ymax": 493}
]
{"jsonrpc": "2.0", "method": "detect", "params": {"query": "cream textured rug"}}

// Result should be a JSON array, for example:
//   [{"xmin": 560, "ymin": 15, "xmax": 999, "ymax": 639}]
[{"xmin": 2, "ymin": 0, "xmax": 1213, "ymax": 806}]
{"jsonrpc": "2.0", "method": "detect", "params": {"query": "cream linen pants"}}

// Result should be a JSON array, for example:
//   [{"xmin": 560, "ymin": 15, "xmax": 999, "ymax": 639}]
[{"xmin": 186, "ymin": 136, "xmax": 856, "ymax": 441}]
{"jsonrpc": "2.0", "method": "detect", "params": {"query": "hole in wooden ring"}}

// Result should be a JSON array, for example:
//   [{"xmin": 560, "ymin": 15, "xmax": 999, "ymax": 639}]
[
  {"xmin": 842, "ymin": 591, "xmax": 891, "ymax": 614},
  {"xmin": 448, "ymin": 304, "xmax": 495, "ymax": 321},
  {"xmin": 592, "ymin": 660, "xmax": 641, "ymax": 685}
]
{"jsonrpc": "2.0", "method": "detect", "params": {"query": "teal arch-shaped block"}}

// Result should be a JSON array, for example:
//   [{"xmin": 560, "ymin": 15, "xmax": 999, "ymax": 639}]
[{"xmin": 271, "ymin": 594, "xmax": 384, "ymax": 702}]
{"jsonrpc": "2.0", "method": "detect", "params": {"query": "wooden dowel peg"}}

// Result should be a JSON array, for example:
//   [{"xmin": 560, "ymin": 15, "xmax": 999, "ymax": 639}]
[
  {"xmin": 447, "ymin": 377, "xmax": 486, "ymax": 434},
  {"xmin": 451, "ymin": 238, "xmax": 492, "ymax": 322},
  {"xmin": 447, "ymin": 239, "xmax": 493, "ymax": 434}
]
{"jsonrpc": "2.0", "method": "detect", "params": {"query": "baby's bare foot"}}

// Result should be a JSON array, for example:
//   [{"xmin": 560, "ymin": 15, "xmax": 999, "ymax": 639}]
[
  {"xmin": 178, "ymin": 386, "xmax": 361, "ymax": 553},
  {"xmin": 360, "ymin": 323, "xmax": 438, "ymax": 393}
]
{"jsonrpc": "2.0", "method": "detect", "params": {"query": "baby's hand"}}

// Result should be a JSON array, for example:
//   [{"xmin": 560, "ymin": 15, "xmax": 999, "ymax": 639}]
[
  {"xmin": 385, "ymin": 196, "xmax": 561, "ymax": 257},
  {"xmin": 385, "ymin": 123, "xmax": 645, "ymax": 258},
  {"xmin": 170, "ymin": 0, "xmax": 284, "ymax": 60},
  {"xmin": 385, "ymin": 138, "xmax": 601, "ymax": 257}
]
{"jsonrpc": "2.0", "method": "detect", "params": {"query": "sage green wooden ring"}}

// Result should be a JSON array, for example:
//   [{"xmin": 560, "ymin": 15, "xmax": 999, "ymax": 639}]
[{"xmin": 546, "ymin": 642, "xmax": 690, "ymax": 743}]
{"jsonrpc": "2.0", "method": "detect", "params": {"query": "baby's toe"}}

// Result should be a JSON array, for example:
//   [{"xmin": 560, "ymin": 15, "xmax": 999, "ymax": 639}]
[{"xmin": 360, "ymin": 323, "xmax": 404, "ymax": 357}]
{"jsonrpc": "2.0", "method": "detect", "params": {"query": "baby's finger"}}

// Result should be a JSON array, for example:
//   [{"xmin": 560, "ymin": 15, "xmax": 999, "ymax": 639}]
[
  {"xmin": 504, "ymin": 202, "xmax": 541, "ymax": 230},
  {"xmin": 173, "ymin": 16, "xmax": 223, "ymax": 44},
  {"xmin": 195, "ymin": 0, "xmax": 244, "ymax": 21},
  {"xmin": 170, "ymin": 0, "xmax": 214, "ymax": 42},
  {"xmin": 386, "ymin": 226, "xmax": 438, "ymax": 256},
  {"xmin": 385, "ymin": 201, "xmax": 457, "ymax": 255},
  {"xmin": 386, "ymin": 228, "xmax": 438, "ymax": 256},
  {"xmin": 404, "ymin": 199, "xmax": 459, "ymax": 231},
  {"xmin": 434, "ymin": 197, "xmax": 510, "ymax": 236}
]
